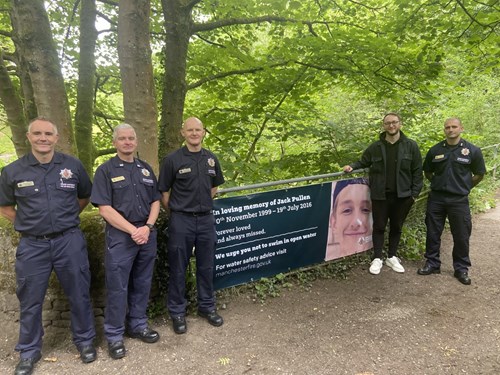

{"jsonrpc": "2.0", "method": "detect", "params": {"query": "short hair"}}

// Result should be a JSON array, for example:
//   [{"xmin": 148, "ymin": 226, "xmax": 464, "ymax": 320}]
[
  {"xmin": 28, "ymin": 116, "xmax": 58, "ymax": 135},
  {"xmin": 382, "ymin": 112, "xmax": 402, "ymax": 123},
  {"xmin": 112, "ymin": 123, "xmax": 136, "ymax": 141},
  {"xmin": 444, "ymin": 117, "xmax": 462, "ymax": 126}
]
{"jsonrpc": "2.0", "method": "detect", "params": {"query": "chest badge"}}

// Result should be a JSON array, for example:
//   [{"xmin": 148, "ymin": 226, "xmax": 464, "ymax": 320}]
[
  {"xmin": 207, "ymin": 158, "xmax": 215, "ymax": 167},
  {"xmin": 434, "ymin": 154, "xmax": 445, "ymax": 160},
  {"xmin": 60, "ymin": 168, "xmax": 73, "ymax": 179},
  {"xmin": 17, "ymin": 181, "xmax": 35, "ymax": 188},
  {"xmin": 461, "ymin": 148, "xmax": 470, "ymax": 156},
  {"xmin": 111, "ymin": 176, "xmax": 125, "ymax": 182},
  {"xmin": 141, "ymin": 168, "xmax": 150, "ymax": 177}
]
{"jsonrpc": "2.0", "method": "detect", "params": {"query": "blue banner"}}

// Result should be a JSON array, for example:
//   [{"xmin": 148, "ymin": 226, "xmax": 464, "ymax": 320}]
[{"xmin": 213, "ymin": 178, "xmax": 372, "ymax": 289}]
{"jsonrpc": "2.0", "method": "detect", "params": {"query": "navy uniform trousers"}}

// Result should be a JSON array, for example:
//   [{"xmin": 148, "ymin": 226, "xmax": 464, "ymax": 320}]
[
  {"xmin": 104, "ymin": 226, "xmax": 157, "ymax": 342},
  {"xmin": 425, "ymin": 191, "xmax": 472, "ymax": 272},
  {"xmin": 15, "ymin": 229, "xmax": 95, "ymax": 359},
  {"xmin": 167, "ymin": 212, "xmax": 217, "ymax": 317}
]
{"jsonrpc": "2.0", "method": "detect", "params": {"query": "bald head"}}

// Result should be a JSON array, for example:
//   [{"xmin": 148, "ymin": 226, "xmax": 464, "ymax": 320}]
[
  {"xmin": 181, "ymin": 117, "xmax": 205, "ymax": 151},
  {"xmin": 183, "ymin": 117, "xmax": 203, "ymax": 129}
]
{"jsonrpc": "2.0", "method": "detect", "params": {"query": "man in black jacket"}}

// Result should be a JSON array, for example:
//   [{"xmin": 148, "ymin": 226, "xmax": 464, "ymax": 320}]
[{"xmin": 343, "ymin": 113, "xmax": 423, "ymax": 275}]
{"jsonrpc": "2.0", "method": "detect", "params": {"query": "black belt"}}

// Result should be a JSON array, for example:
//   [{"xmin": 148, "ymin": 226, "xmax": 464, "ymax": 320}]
[
  {"xmin": 22, "ymin": 227, "xmax": 75, "ymax": 241},
  {"xmin": 173, "ymin": 210, "xmax": 213, "ymax": 217}
]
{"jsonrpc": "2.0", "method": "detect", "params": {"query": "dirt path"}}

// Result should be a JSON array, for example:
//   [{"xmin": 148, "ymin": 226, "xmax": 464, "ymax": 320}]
[{"xmin": 1, "ymin": 202, "xmax": 499, "ymax": 375}]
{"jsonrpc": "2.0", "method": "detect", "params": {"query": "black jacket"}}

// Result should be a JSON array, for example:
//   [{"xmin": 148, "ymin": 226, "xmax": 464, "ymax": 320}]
[{"xmin": 349, "ymin": 131, "xmax": 423, "ymax": 200}]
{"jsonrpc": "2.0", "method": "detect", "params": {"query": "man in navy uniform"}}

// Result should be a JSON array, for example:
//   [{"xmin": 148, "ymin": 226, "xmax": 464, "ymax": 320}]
[
  {"xmin": 0, "ymin": 118, "xmax": 96, "ymax": 375},
  {"xmin": 159, "ymin": 117, "xmax": 225, "ymax": 334},
  {"xmin": 91, "ymin": 124, "xmax": 160, "ymax": 359},
  {"xmin": 418, "ymin": 118, "xmax": 486, "ymax": 285}
]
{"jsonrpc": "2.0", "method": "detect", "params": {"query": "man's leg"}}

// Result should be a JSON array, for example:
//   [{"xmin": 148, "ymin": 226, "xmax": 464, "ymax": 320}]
[
  {"xmin": 15, "ymin": 238, "xmax": 52, "ymax": 359},
  {"xmin": 127, "ymin": 231, "xmax": 158, "ymax": 332},
  {"xmin": 387, "ymin": 196, "xmax": 414, "ymax": 258},
  {"xmin": 424, "ymin": 194, "xmax": 447, "ymax": 268},
  {"xmin": 194, "ymin": 215, "xmax": 217, "ymax": 312},
  {"xmin": 447, "ymin": 196, "xmax": 472, "ymax": 272},
  {"xmin": 167, "ymin": 213, "xmax": 196, "ymax": 317},
  {"xmin": 52, "ymin": 229, "xmax": 96, "ymax": 348},
  {"xmin": 371, "ymin": 199, "xmax": 389, "ymax": 259},
  {"xmin": 104, "ymin": 228, "xmax": 136, "ymax": 343}
]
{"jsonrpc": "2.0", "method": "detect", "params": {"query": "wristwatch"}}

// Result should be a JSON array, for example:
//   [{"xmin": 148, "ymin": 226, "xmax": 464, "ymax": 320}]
[{"xmin": 146, "ymin": 223, "xmax": 156, "ymax": 231}]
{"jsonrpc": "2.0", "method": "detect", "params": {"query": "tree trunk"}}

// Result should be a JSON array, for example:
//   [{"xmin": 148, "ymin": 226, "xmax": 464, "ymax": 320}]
[
  {"xmin": 9, "ymin": 0, "xmax": 75, "ymax": 155},
  {"xmin": 118, "ymin": 0, "xmax": 159, "ymax": 171},
  {"xmin": 75, "ymin": 0, "xmax": 98, "ymax": 174},
  {"xmin": 159, "ymin": 0, "xmax": 194, "ymax": 158},
  {"xmin": 0, "ymin": 51, "xmax": 29, "ymax": 157}
]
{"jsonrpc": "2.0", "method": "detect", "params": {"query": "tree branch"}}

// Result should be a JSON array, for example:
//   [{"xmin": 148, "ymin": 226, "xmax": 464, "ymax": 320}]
[
  {"xmin": 346, "ymin": 0, "xmax": 385, "ymax": 11},
  {"xmin": 188, "ymin": 62, "xmax": 290, "ymax": 89},
  {"xmin": 192, "ymin": 16, "xmax": 380, "ymax": 35},
  {"xmin": 96, "ymin": 147, "xmax": 117, "ymax": 157},
  {"xmin": 185, "ymin": 0, "xmax": 203, "ymax": 10},
  {"xmin": 455, "ymin": 0, "xmax": 492, "ymax": 29},
  {"xmin": 96, "ymin": 10, "xmax": 117, "ymax": 26},
  {"xmin": 194, "ymin": 33, "xmax": 226, "ymax": 48},
  {"xmin": 96, "ymin": 0, "xmax": 118, "ymax": 6},
  {"xmin": 232, "ymin": 67, "xmax": 308, "ymax": 181}
]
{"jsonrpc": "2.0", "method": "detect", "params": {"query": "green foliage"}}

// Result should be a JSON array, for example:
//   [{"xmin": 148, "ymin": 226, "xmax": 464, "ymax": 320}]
[
  {"xmin": 0, "ymin": 122, "xmax": 17, "ymax": 167},
  {"xmin": 252, "ymin": 274, "xmax": 291, "ymax": 302},
  {"xmin": 152, "ymin": 210, "xmax": 170, "ymax": 298},
  {"xmin": 242, "ymin": 254, "xmax": 367, "ymax": 302},
  {"xmin": 469, "ymin": 175, "xmax": 499, "ymax": 213}
]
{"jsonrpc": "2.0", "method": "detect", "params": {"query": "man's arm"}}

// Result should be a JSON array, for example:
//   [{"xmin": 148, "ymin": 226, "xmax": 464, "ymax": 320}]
[
  {"xmin": 147, "ymin": 200, "xmax": 160, "ymax": 225},
  {"xmin": 160, "ymin": 191, "xmax": 170, "ymax": 209},
  {"xmin": 211, "ymin": 187, "xmax": 218, "ymax": 198},
  {"xmin": 130, "ymin": 200, "xmax": 161, "ymax": 244},
  {"xmin": 0, "ymin": 205, "xmax": 16, "ymax": 223},
  {"xmin": 78, "ymin": 198, "xmax": 90, "ymax": 213},
  {"xmin": 98, "ymin": 205, "xmax": 137, "ymax": 235},
  {"xmin": 472, "ymin": 174, "xmax": 484, "ymax": 187}
]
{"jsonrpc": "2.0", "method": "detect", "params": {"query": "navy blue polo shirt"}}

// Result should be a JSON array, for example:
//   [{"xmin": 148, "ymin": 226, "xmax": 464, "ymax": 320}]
[
  {"xmin": 0, "ymin": 152, "xmax": 92, "ymax": 235},
  {"xmin": 91, "ymin": 155, "xmax": 161, "ymax": 224},
  {"xmin": 423, "ymin": 139, "xmax": 486, "ymax": 196},
  {"xmin": 158, "ymin": 146, "xmax": 224, "ymax": 212}
]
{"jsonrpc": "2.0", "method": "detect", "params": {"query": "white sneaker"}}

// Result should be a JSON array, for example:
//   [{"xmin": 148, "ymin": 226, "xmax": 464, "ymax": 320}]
[
  {"xmin": 385, "ymin": 256, "xmax": 405, "ymax": 273},
  {"xmin": 369, "ymin": 258, "xmax": 383, "ymax": 275}
]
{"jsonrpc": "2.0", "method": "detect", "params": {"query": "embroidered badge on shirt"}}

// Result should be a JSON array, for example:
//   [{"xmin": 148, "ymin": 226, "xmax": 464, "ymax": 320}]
[
  {"xmin": 17, "ymin": 181, "xmax": 35, "ymax": 188},
  {"xmin": 60, "ymin": 168, "xmax": 73, "ymax": 179},
  {"xmin": 207, "ymin": 158, "xmax": 215, "ymax": 167},
  {"xmin": 434, "ymin": 154, "xmax": 445, "ymax": 159},
  {"xmin": 111, "ymin": 176, "xmax": 125, "ymax": 182},
  {"xmin": 179, "ymin": 168, "xmax": 191, "ymax": 174},
  {"xmin": 141, "ymin": 168, "xmax": 150, "ymax": 177},
  {"xmin": 60, "ymin": 182, "xmax": 76, "ymax": 189},
  {"xmin": 461, "ymin": 148, "xmax": 470, "ymax": 156}
]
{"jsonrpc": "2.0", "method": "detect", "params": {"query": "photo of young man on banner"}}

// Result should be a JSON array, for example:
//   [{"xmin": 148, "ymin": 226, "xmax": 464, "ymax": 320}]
[{"xmin": 325, "ymin": 178, "xmax": 373, "ymax": 261}]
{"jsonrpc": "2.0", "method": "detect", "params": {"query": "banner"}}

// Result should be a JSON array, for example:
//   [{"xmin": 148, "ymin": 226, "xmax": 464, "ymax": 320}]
[{"xmin": 213, "ymin": 178, "xmax": 372, "ymax": 290}]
